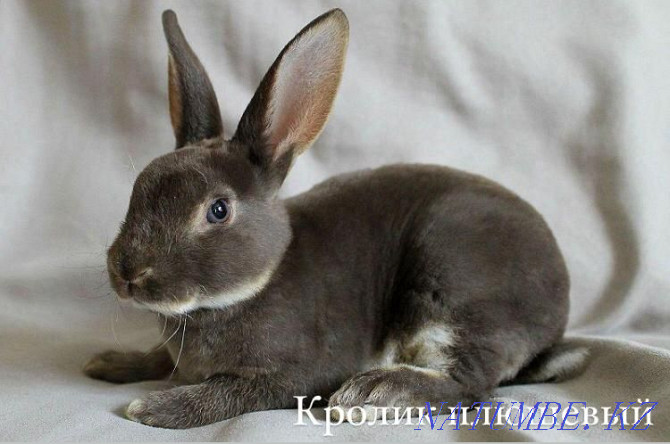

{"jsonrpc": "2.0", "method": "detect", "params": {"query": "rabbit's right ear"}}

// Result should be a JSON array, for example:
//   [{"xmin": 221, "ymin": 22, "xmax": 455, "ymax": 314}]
[
  {"xmin": 162, "ymin": 10, "xmax": 223, "ymax": 149},
  {"xmin": 233, "ymin": 9, "xmax": 349, "ymax": 189}
]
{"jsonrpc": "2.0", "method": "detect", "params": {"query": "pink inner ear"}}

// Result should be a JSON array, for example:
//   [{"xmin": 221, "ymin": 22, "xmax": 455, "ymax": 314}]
[{"xmin": 266, "ymin": 22, "xmax": 347, "ymax": 158}]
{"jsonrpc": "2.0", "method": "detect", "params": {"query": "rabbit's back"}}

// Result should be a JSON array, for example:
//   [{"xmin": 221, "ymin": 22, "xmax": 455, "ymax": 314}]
[{"xmin": 285, "ymin": 164, "xmax": 569, "ymax": 387}]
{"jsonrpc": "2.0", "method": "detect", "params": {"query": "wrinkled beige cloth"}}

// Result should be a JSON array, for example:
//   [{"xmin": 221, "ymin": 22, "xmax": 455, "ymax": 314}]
[{"xmin": 1, "ymin": 0, "xmax": 669, "ymax": 441}]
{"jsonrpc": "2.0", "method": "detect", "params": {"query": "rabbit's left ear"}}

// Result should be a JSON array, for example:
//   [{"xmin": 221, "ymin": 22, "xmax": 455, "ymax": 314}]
[
  {"xmin": 162, "ymin": 10, "xmax": 223, "ymax": 149},
  {"xmin": 233, "ymin": 9, "xmax": 349, "ymax": 186}
]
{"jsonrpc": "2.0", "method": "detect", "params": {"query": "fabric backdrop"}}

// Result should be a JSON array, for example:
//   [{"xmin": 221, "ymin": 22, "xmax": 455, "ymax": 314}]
[{"xmin": 1, "ymin": 0, "xmax": 669, "ymax": 441}]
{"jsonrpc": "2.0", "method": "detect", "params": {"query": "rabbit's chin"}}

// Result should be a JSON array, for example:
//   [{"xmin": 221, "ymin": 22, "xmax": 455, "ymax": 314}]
[
  {"xmin": 123, "ymin": 266, "xmax": 277, "ymax": 316},
  {"xmin": 130, "ymin": 298, "xmax": 199, "ymax": 317}
]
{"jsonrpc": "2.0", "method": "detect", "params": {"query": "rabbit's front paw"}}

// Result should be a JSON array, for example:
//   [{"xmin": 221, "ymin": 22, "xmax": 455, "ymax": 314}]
[
  {"xmin": 84, "ymin": 350, "xmax": 143, "ymax": 383},
  {"xmin": 84, "ymin": 349, "xmax": 173, "ymax": 383},
  {"xmin": 126, "ymin": 386, "xmax": 204, "ymax": 429}
]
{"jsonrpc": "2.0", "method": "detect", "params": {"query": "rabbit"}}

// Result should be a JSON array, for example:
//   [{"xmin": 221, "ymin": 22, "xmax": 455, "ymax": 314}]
[{"xmin": 83, "ymin": 9, "xmax": 588, "ymax": 429}]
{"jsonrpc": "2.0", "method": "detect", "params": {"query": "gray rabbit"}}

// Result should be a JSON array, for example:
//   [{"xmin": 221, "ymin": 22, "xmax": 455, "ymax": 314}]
[{"xmin": 84, "ymin": 9, "xmax": 587, "ymax": 428}]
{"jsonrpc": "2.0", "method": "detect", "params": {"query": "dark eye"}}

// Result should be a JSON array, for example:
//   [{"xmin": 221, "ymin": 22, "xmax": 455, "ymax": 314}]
[{"xmin": 206, "ymin": 199, "xmax": 230, "ymax": 223}]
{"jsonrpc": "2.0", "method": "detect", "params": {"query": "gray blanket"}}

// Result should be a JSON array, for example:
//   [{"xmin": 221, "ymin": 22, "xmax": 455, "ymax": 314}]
[{"xmin": 1, "ymin": 0, "xmax": 669, "ymax": 441}]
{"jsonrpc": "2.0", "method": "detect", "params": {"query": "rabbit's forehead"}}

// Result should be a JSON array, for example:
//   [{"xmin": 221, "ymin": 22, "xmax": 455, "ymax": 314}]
[
  {"xmin": 136, "ymin": 148, "xmax": 253, "ymax": 199},
  {"xmin": 126, "ymin": 149, "xmax": 254, "ymax": 224}
]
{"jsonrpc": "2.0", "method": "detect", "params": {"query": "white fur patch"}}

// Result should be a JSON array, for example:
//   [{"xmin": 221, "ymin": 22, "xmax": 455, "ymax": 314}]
[
  {"xmin": 125, "ymin": 399, "xmax": 146, "ymax": 422},
  {"xmin": 530, "ymin": 347, "xmax": 590, "ymax": 382},
  {"xmin": 366, "ymin": 324, "xmax": 456, "ymax": 374},
  {"xmin": 370, "ymin": 339, "xmax": 399, "ymax": 369},
  {"xmin": 401, "ymin": 324, "xmax": 456, "ymax": 370},
  {"xmin": 196, "ymin": 266, "xmax": 276, "ymax": 310},
  {"xmin": 133, "ymin": 298, "xmax": 198, "ymax": 316},
  {"xmin": 391, "ymin": 363, "xmax": 445, "ymax": 378},
  {"xmin": 129, "ymin": 265, "xmax": 276, "ymax": 315}
]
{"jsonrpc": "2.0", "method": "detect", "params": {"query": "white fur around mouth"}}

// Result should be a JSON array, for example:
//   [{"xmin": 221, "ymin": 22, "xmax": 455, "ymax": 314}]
[
  {"xmin": 121, "ymin": 265, "xmax": 277, "ymax": 315},
  {"xmin": 130, "ymin": 298, "xmax": 198, "ymax": 316}
]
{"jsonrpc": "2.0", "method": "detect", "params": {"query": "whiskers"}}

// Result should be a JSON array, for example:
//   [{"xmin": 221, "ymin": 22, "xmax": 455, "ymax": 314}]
[
  {"xmin": 169, "ymin": 315, "xmax": 187, "ymax": 381},
  {"xmin": 110, "ymin": 301, "xmax": 124, "ymax": 351},
  {"xmin": 151, "ymin": 316, "xmax": 183, "ymax": 353},
  {"xmin": 106, "ymin": 288, "xmax": 194, "ymax": 379},
  {"xmin": 198, "ymin": 284, "xmax": 215, "ymax": 304},
  {"xmin": 127, "ymin": 153, "xmax": 138, "ymax": 174},
  {"xmin": 193, "ymin": 166, "xmax": 209, "ymax": 185},
  {"xmin": 158, "ymin": 313, "xmax": 168, "ymax": 337}
]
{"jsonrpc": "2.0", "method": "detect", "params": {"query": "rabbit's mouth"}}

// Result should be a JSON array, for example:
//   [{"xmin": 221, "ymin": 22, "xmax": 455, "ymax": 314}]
[
  {"xmin": 107, "ymin": 256, "xmax": 199, "ymax": 315},
  {"xmin": 109, "ymin": 259, "xmax": 278, "ymax": 315}
]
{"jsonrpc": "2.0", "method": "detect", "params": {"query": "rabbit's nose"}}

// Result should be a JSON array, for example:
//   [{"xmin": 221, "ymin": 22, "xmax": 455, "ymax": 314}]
[
  {"xmin": 129, "ymin": 267, "xmax": 153, "ymax": 284},
  {"xmin": 124, "ymin": 267, "xmax": 153, "ymax": 293},
  {"xmin": 115, "ymin": 265, "xmax": 153, "ymax": 298}
]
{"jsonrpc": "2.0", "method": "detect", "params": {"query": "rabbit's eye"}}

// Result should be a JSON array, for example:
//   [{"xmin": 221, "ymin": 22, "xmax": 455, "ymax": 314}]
[{"xmin": 207, "ymin": 199, "xmax": 230, "ymax": 223}]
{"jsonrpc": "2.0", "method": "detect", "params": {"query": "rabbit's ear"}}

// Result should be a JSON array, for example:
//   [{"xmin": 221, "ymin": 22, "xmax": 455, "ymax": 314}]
[
  {"xmin": 162, "ymin": 10, "xmax": 223, "ymax": 149},
  {"xmin": 233, "ymin": 9, "xmax": 349, "ymax": 186}
]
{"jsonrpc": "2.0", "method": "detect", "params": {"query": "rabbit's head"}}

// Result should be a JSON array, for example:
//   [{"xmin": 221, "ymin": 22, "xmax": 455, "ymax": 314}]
[{"xmin": 107, "ymin": 9, "xmax": 348, "ymax": 315}]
